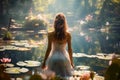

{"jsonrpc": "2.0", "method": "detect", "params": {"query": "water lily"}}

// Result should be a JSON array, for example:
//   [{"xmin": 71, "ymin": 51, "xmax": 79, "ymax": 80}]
[
  {"xmin": 85, "ymin": 14, "xmax": 93, "ymax": 21},
  {"xmin": 0, "ymin": 58, "xmax": 11, "ymax": 63}
]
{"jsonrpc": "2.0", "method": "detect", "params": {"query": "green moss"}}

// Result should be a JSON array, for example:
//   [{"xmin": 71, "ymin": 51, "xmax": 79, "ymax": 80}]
[
  {"xmin": 104, "ymin": 59, "xmax": 120, "ymax": 80},
  {"xmin": 51, "ymin": 76, "xmax": 65, "ymax": 80},
  {"xmin": 23, "ymin": 16, "xmax": 48, "ymax": 30},
  {"xmin": 29, "ymin": 74, "xmax": 42, "ymax": 80}
]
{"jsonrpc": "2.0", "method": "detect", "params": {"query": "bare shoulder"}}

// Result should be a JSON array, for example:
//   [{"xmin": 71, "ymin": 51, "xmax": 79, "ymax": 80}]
[
  {"xmin": 66, "ymin": 32, "xmax": 71, "ymax": 39},
  {"xmin": 48, "ymin": 32, "xmax": 54, "ymax": 38},
  {"xmin": 66, "ymin": 32, "xmax": 71, "ymax": 37}
]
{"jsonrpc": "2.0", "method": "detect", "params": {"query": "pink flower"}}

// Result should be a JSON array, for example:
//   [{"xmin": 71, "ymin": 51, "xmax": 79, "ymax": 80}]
[
  {"xmin": 80, "ymin": 72, "xmax": 90, "ymax": 80},
  {"xmin": 0, "ymin": 58, "xmax": 11, "ymax": 63},
  {"xmin": 85, "ymin": 15, "xmax": 93, "ymax": 21},
  {"xmin": 85, "ymin": 36, "xmax": 92, "ymax": 42}
]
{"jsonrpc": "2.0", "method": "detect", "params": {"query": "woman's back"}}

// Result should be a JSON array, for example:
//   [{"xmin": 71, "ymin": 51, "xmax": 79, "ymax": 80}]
[{"xmin": 46, "ymin": 32, "xmax": 73, "ymax": 77}]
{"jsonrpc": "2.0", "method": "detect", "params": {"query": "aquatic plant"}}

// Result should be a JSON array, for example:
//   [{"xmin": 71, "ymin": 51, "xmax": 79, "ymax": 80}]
[
  {"xmin": 2, "ymin": 31, "xmax": 12, "ymax": 40},
  {"xmin": 23, "ymin": 14, "xmax": 48, "ymax": 30},
  {"xmin": 104, "ymin": 58, "xmax": 120, "ymax": 80}
]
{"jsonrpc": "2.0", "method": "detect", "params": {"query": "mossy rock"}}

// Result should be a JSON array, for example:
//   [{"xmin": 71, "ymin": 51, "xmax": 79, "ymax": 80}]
[
  {"xmin": 23, "ymin": 18, "xmax": 47, "ymax": 30},
  {"xmin": 104, "ymin": 58, "xmax": 120, "ymax": 80}
]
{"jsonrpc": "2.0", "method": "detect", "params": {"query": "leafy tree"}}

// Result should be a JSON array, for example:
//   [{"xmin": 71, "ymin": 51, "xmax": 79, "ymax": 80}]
[
  {"xmin": 99, "ymin": 0, "xmax": 120, "ymax": 24},
  {"xmin": 33, "ymin": 0, "xmax": 54, "ymax": 13}
]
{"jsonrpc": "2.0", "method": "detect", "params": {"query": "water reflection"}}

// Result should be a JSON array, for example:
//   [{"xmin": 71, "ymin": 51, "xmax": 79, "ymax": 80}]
[{"xmin": 71, "ymin": 24, "xmax": 120, "ymax": 54}]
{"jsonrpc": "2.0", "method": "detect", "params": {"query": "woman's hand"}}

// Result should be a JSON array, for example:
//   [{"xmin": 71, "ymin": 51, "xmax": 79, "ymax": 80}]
[{"xmin": 41, "ymin": 62, "xmax": 46, "ymax": 69}]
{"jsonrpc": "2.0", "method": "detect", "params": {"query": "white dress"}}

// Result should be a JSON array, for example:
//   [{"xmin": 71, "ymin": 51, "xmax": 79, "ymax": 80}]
[{"xmin": 46, "ymin": 41, "xmax": 73, "ymax": 77}]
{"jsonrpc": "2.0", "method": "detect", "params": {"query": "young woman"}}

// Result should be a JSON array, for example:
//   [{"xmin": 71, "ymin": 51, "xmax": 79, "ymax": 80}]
[{"xmin": 42, "ymin": 13, "xmax": 74, "ymax": 77}]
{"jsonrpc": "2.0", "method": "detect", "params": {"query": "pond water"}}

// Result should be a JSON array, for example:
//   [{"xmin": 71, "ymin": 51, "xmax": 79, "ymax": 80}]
[
  {"xmin": 0, "ymin": 25, "xmax": 120, "ymax": 78},
  {"xmin": 73, "ymin": 55, "xmax": 109, "ymax": 76}
]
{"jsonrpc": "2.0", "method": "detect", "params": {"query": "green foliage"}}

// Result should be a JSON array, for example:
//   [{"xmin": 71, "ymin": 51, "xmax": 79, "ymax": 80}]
[
  {"xmin": 29, "ymin": 74, "xmax": 65, "ymax": 80},
  {"xmin": 33, "ymin": 0, "xmax": 54, "ymax": 12},
  {"xmin": 112, "ymin": 0, "xmax": 120, "ymax": 3},
  {"xmin": 29, "ymin": 74, "xmax": 42, "ymax": 80},
  {"xmin": 3, "ymin": 31, "xmax": 12, "ymax": 40},
  {"xmin": 105, "ymin": 59, "xmax": 120, "ymax": 80},
  {"xmin": 51, "ymin": 76, "xmax": 65, "ymax": 80},
  {"xmin": 99, "ymin": 0, "xmax": 120, "ymax": 23},
  {"xmin": 23, "ymin": 15, "xmax": 48, "ymax": 30},
  {"xmin": 73, "ymin": 0, "xmax": 104, "ymax": 18}
]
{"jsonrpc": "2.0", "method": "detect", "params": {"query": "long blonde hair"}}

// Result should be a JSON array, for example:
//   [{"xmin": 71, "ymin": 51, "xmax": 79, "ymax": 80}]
[{"xmin": 53, "ymin": 13, "xmax": 68, "ymax": 40}]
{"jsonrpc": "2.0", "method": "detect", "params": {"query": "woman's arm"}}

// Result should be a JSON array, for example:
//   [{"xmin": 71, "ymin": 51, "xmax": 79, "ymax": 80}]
[
  {"xmin": 42, "ymin": 33, "xmax": 52, "ymax": 69},
  {"xmin": 67, "ymin": 33, "xmax": 74, "ymax": 67}
]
